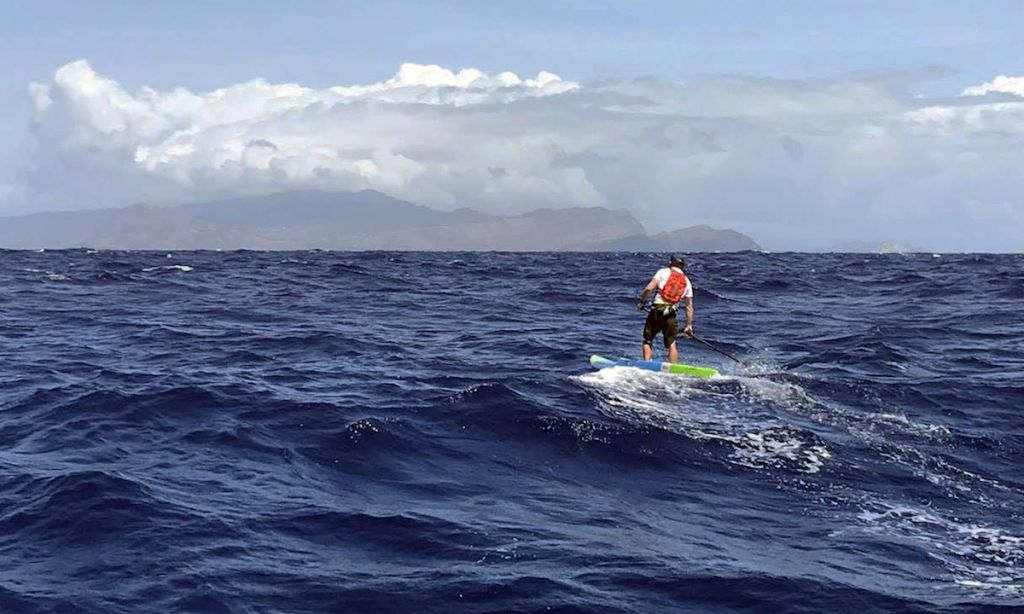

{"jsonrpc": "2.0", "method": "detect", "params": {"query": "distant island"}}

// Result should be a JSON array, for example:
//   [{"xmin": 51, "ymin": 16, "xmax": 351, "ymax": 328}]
[
  {"xmin": 0, "ymin": 190, "xmax": 763, "ymax": 252},
  {"xmin": 821, "ymin": 240, "xmax": 924, "ymax": 254}
]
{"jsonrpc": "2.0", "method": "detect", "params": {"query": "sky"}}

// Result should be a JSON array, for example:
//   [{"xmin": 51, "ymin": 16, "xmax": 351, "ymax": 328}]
[{"xmin": 1, "ymin": 0, "xmax": 1023, "ymax": 251}]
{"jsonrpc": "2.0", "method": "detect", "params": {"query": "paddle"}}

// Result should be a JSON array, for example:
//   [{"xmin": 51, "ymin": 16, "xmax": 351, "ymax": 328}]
[{"xmin": 689, "ymin": 334, "xmax": 743, "ymax": 364}]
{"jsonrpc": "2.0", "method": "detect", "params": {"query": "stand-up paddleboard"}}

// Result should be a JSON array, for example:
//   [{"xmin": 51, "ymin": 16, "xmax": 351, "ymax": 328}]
[{"xmin": 590, "ymin": 354, "xmax": 719, "ymax": 378}]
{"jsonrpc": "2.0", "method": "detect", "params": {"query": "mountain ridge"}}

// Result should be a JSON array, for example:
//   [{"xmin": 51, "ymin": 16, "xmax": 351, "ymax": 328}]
[{"xmin": 0, "ymin": 190, "xmax": 761, "ymax": 252}]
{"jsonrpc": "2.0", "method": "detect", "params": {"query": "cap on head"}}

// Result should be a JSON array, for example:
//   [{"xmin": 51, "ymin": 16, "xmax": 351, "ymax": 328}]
[{"xmin": 669, "ymin": 256, "xmax": 686, "ymax": 269}]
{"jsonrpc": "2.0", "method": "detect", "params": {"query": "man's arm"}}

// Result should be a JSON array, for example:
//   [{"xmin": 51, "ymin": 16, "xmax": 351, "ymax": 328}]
[
  {"xmin": 636, "ymin": 276, "xmax": 660, "ymax": 310},
  {"xmin": 682, "ymin": 296, "xmax": 694, "ymax": 336}
]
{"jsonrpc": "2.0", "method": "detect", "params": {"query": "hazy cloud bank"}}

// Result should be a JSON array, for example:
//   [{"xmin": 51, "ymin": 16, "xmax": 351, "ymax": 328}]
[{"xmin": 17, "ymin": 61, "xmax": 1024, "ymax": 250}]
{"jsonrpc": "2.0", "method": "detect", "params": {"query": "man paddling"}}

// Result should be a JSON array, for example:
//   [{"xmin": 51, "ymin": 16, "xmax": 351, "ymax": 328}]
[{"xmin": 636, "ymin": 256, "xmax": 693, "ymax": 364}]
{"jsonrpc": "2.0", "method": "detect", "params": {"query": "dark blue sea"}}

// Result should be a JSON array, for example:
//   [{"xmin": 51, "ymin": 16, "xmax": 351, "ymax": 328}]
[{"xmin": 1, "ymin": 250, "xmax": 1022, "ymax": 613}]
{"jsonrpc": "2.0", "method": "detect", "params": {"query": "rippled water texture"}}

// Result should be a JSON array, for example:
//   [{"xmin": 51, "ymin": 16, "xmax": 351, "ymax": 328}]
[{"xmin": 1, "ymin": 250, "xmax": 1022, "ymax": 613}]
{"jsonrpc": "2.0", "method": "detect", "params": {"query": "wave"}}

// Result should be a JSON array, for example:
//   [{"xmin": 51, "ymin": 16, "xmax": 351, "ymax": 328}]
[
  {"xmin": 0, "ymin": 470, "xmax": 186, "ymax": 543},
  {"xmin": 576, "ymin": 367, "xmax": 830, "ymax": 473}
]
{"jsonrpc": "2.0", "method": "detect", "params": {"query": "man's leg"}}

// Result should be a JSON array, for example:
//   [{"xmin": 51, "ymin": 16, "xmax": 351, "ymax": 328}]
[
  {"xmin": 642, "ymin": 310, "xmax": 658, "ymax": 360},
  {"xmin": 664, "ymin": 312, "xmax": 679, "ymax": 363}
]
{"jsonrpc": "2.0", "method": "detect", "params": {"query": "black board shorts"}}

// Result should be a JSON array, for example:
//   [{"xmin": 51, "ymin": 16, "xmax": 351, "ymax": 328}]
[{"xmin": 643, "ymin": 306, "xmax": 678, "ymax": 348}]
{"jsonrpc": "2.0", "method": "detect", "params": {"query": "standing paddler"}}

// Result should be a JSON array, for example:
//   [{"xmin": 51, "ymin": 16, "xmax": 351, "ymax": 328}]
[{"xmin": 636, "ymin": 256, "xmax": 693, "ymax": 364}]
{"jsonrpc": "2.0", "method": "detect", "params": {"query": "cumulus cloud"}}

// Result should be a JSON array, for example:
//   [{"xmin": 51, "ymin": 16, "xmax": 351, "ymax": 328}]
[
  {"xmin": 20, "ymin": 60, "xmax": 1024, "ymax": 250},
  {"xmin": 962, "ymin": 75, "xmax": 1024, "ymax": 97}
]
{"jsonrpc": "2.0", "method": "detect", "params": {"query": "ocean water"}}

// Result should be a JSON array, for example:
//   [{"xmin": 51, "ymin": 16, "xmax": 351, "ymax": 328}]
[{"xmin": 1, "ymin": 249, "xmax": 1022, "ymax": 613}]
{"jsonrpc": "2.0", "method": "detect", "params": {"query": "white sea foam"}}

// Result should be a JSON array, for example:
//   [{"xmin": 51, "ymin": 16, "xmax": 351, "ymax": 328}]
[
  {"xmin": 727, "ymin": 373, "xmax": 815, "ymax": 407},
  {"xmin": 857, "ymin": 500, "xmax": 1024, "ymax": 596},
  {"xmin": 578, "ymin": 364, "xmax": 986, "ymax": 496},
  {"xmin": 576, "ymin": 367, "xmax": 829, "ymax": 473},
  {"xmin": 867, "ymin": 412, "xmax": 951, "ymax": 439},
  {"xmin": 142, "ymin": 265, "xmax": 194, "ymax": 273}
]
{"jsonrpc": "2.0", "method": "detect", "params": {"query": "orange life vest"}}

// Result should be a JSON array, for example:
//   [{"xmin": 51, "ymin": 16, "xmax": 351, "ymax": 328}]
[{"xmin": 660, "ymin": 269, "xmax": 689, "ymax": 304}]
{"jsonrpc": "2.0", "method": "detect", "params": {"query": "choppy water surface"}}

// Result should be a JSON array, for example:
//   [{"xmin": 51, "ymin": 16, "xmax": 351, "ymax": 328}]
[{"xmin": 1, "ymin": 250, "xmax": 1022, "ymax": 613}]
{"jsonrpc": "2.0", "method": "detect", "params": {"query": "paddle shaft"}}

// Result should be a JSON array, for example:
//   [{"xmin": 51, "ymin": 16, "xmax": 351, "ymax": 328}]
[{"xmin": 690, "ymin": 334, "xmax": 743, "ymax": 364}]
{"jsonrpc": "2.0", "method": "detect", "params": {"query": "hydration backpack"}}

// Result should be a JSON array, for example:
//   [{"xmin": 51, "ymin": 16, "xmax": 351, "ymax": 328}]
[{"xmin": 661, "ymin": 269, "xmax": 689, "ymax": 304}]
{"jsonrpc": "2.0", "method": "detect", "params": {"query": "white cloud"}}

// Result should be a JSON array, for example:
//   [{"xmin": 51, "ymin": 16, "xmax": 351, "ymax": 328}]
[
  {"xmin": 962, "ymin": 75, "xmax": 1024, "ymax": 97},
  {"xmin": 20, "ymin": 60, "xmax": 1024, "ymax": 250}
]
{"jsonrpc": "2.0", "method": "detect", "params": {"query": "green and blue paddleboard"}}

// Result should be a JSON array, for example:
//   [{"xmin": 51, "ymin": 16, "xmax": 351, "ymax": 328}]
[{"xmin": 589, "ymin": 354, "xmax": 719, "ymax": 378}]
